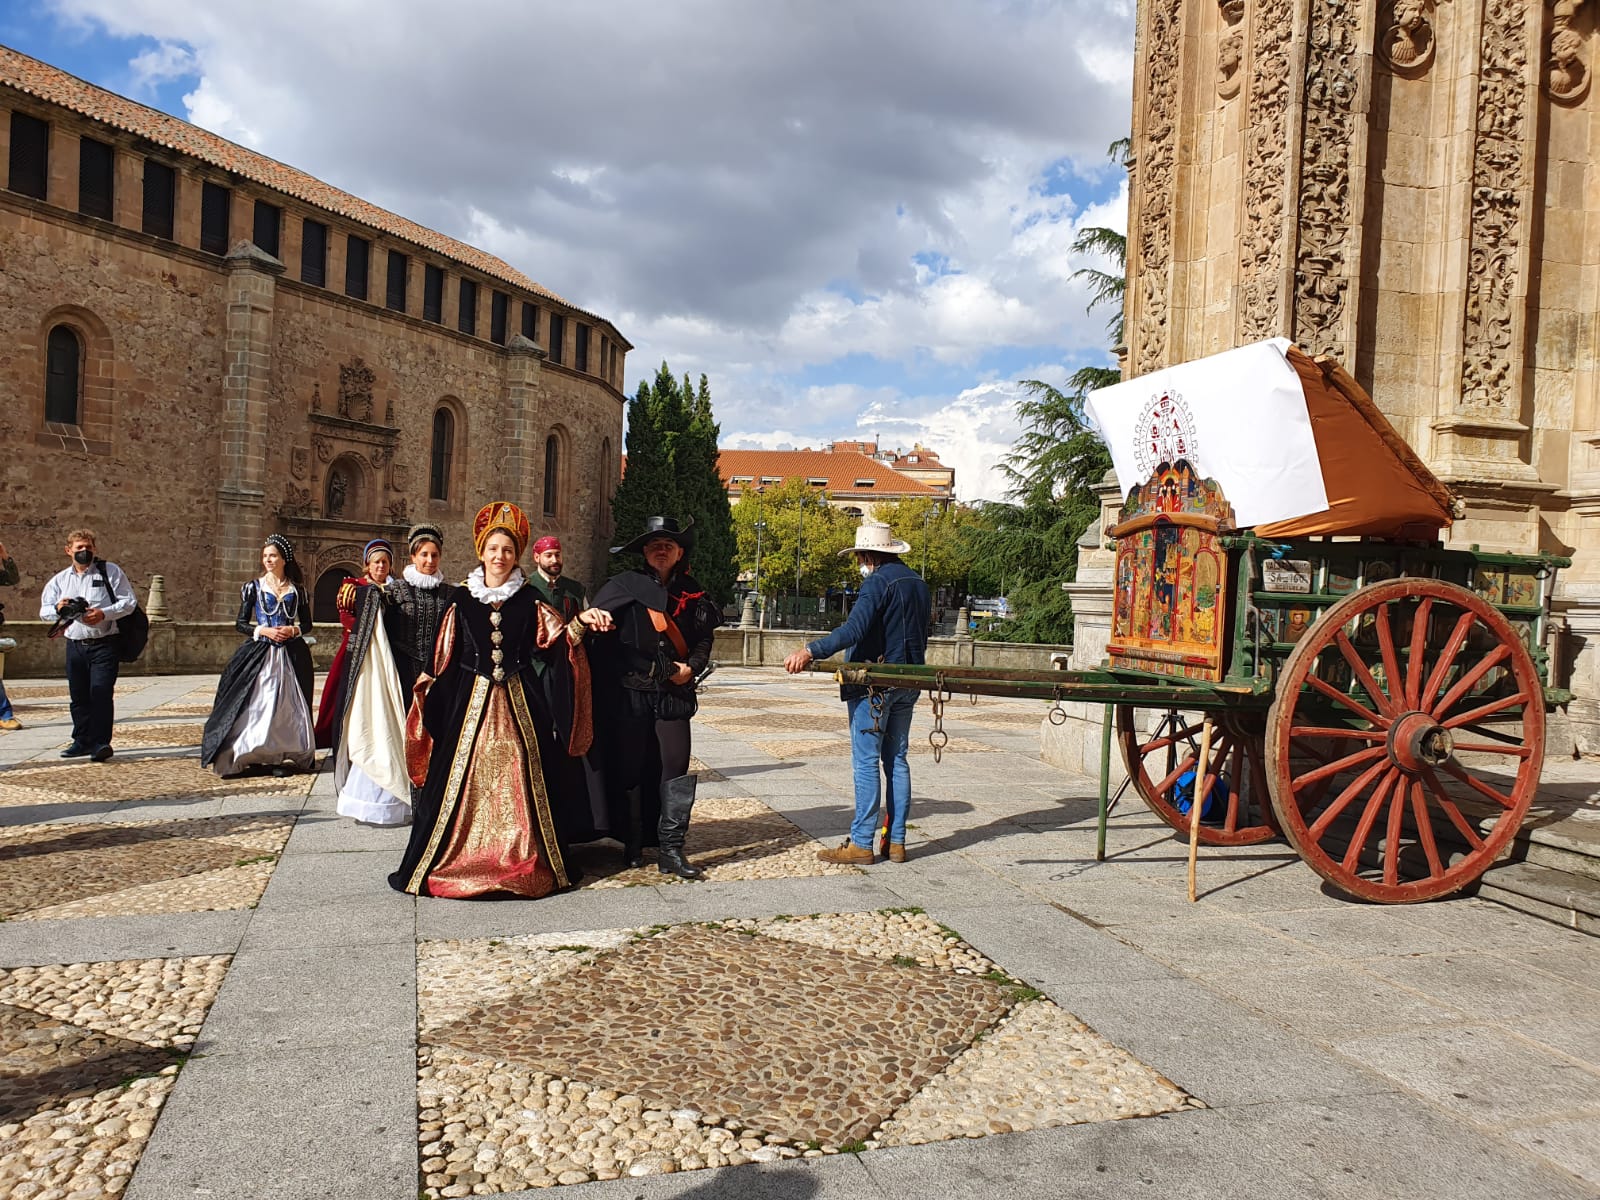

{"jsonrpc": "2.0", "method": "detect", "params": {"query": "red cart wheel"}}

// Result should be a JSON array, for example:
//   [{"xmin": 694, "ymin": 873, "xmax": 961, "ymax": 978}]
[
  {"xmin": 1117, "ymin": 706, "xmax": 1280, "ymax": 845},
  {"xmin": 1265, "ymin": 578, "xmax": 1543, "ymax": 902}
]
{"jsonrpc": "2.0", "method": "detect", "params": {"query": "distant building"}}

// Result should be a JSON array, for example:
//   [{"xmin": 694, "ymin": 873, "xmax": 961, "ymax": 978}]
[
  {"xmin": 718, "ymin": 440, "xmax": 953, "ymax": 517},
  {"xmin": 1, "ymin": 44, "xmax": 626, "ymax": 621}
]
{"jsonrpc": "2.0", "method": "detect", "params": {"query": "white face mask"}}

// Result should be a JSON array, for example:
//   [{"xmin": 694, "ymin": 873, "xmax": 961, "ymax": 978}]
[{"xmin": 859, "ymin": 564, "xmax": 873, "ymax": 579}]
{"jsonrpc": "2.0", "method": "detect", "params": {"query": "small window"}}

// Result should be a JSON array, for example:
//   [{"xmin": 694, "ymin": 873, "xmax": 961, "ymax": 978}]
[
  {"xmin": 422, "ymin": 264, "xmax": 444, "ymax": 323},
  {"xmin": 458, "ymin": 278, "xmax": 478, "ymax": 334},
  {"xmin": 430, "ymin": 408, "xmax": 455, "ymax": 500},
  {"xmin": 575, "ymin": 323, "xmax": 590, "ymax": 372},
  {"xmin": 8, "ymin": 112, "xmax": 49, "ymax": 199},
  {"xmin": 854, "ymin": 479, "xmax": 876, "ymax": 488},
  {"xmin": 760, "ymin": 476, "xmax": 782, "ymax": 486},
  {"xmin": 807, "ymin": 477, "xmax": 828, "ymax": 487},
  {"xmin": 385, "ymin": 250, "xmax": 408, "ymax": 312},
  {"xmin": 78, "ymin": 138, "xmax": 115, "ymax": 220},
  {"xmin": 141, "ymin": 160, "xmax": 176, "ymax": 239},
  {"xmin": 732, "ymin": 476, "xmax": 754, "ymax": 485},
  {"xmin": 345, "ymin": 235, "xmax": 370, "ymax": 299},
  {"xmin": 252, "ymin": 200, "xmax": 281, "ymax": 258},
  {"xmin": 543, "ymin": 434, "xmax": 560, "ymax": 516},
  {"xmin": 520, "ymin": 301, "xmax": 537, "ymax": 341},
  {"xmin": 200, "ymin": 181, "xmax": 231, "ymax": 254},
  {"xmin": 609, "ymin": 342, "xmax": 619, "ymax": 382},
  {"xmin": 45, "ymin": 325, "xmax": 81, "ymax": 424},
  {"xmin": 490, "ymin": 291, "xmax": 508, "ymax": 345},
  {"xmin": 547, "ymin": 312, "xmax": 565, "ymax": 364},
  {"xmin": 300, "ymin": 219, "xmax": 327, "ymax": 286}
]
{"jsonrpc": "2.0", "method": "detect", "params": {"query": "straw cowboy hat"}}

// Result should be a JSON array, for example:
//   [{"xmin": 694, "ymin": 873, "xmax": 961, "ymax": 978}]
[{"xmin": 838, "ymin": 520, "xmax": 911, "ymax": 556}]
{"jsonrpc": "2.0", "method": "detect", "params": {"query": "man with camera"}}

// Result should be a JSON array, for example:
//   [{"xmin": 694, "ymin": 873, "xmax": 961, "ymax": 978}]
[{"xmin": 39, "ymin": 529, "xmax": 137, "ymax": 761}]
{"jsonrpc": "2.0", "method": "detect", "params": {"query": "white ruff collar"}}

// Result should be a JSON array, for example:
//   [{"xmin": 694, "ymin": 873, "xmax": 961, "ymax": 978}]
[
  {"xmin": 466, "ymin": 566, "xmax": 525, "ymax": 603},
  {"xmin": 403, "ymin": 565, "xmax": 444, "ymax": 590}
]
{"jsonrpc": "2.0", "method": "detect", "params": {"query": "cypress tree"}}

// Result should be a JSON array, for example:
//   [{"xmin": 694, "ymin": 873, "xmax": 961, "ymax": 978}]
[
  {"xmin": 676, "ymin": 374, "xmax": 737, "ymax": 603},
  {"xmin": 609, "ymin": 373, "xmax": 675, "ymax": 573}
]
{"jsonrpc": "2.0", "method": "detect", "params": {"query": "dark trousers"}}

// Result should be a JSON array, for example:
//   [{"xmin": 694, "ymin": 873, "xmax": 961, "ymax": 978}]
[{"xmin": 66, "ymin": 636, "xmax": 120, "ymax": 749}]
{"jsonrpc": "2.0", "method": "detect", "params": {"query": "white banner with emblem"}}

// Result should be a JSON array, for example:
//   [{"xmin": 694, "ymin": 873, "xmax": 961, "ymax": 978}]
[{"xmin": 1084, "ymin": 338, "xmax": 1329, "ymax": 528}]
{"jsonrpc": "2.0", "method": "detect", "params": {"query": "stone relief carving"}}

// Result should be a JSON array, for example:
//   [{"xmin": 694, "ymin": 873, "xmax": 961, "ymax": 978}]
[
  {"xmin": 314, "ymin": 436, "xmax": 333, "ymax": 464},
  {"xmin": 337, "ymin": 357, "xmax": 377, "ymax": 423},
  {"xmin": 390, "ymin": 462, "xmax": 409, "ymax": 493},
  {"xmin": 383, "ymin": 498, "xmax": 410, "ymax": 524},
  {"xmin": 1134, "ymin": 0, "xmax": 1184, "ymax": 376},
  {"xmin": 310, "ymin": 382, "xmax": 323, "ymax": 413},
  {"xmin": 1218, "ymin": 0, "xmax": 1246, "ymax": 98},
  {"xmin": 1548, "ymin": 0, "xmax": 1591, "ymax": 103},
  {"xmin": 1239, "ymin": 0, "xmax": 1295, "ymax": 339},
  {"xmin": 1379, "ymin": 0, "xmax": 1437, "ymax": 73},
  {"xmin": 290, "ymin": 446, "xmax": 310, "ymax": 481},
  {"xmin": 280, "ymin": 484, "xmax": 313, "ymax": 519},
  {"xmin": 1461, "ymin": 0, "xmax": 1532, "ymax": 409},
  {"xmin": 1292, "ymin": 0, "xmax": 1362, "ymax": 360}
]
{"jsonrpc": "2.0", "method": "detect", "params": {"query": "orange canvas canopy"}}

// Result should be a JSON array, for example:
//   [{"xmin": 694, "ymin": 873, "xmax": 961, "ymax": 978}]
[{"xmin": 1253, "ymin": 349, "xmax": 1454, "ymax": 540}]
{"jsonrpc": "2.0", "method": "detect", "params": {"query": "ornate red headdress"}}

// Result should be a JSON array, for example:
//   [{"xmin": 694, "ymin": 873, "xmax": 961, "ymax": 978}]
[
  {"xmin": 472, "ymin": 501, "xmax": 531, "ymax": 558},
  {"xmin": 532, "ymin": 535, "xmax": 561, "ymax": 555}
]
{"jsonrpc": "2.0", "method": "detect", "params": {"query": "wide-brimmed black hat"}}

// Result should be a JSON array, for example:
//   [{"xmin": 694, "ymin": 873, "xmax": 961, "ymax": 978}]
[{"xmin": 611, "ymin": 515, "xmax": 695, "ymax": 555}]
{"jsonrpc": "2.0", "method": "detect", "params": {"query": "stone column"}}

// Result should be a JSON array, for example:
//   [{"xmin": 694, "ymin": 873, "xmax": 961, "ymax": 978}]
[
  {"xmin": 502, "ymin": 334, "xmax": 546, "ymax": 520},
  {"xmin": 211, "ymin": 242, "xmax": 284, "ymax": 617},
  {"xmin": 1040, "ymin": 471, "xmax": 1125, "ymax": 779}
]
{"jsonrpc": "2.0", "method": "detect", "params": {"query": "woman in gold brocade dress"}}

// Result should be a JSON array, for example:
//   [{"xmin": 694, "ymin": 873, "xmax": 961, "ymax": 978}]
[{"xmin": 389, "ymin": 501, "xmax": 610, "ymax": 899}]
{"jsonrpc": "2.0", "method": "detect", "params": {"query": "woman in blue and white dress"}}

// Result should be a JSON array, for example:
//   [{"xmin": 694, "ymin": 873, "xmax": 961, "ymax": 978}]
[{"xmin": 201, "ymin": 535, "xmax": 316, "ymax": 777}]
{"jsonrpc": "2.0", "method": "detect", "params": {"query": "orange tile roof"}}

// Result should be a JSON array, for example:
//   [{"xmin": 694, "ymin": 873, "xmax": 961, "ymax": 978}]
[
  {"xmin": 718, "ymin": 449, "xmax": 939, "ymax": 497},
  {"xmin": 0, "ymin": 44, "xmax": 618, "ymax": 329}
]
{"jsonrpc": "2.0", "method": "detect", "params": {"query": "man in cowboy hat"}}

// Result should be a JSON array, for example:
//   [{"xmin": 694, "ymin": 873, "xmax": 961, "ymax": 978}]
[{"xmin": 785, "ymin": 520, "xmax": 931, "ymax": 864}]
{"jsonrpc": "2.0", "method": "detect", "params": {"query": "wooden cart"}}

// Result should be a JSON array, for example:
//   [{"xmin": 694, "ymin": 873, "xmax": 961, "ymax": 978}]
[{"xmin": 829, "ymin": 348, "xmax": 1568, "ymax": 904}]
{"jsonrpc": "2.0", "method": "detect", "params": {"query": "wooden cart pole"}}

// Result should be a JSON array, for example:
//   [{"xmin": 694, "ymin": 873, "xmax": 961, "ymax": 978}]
[
  {"xmin": 1186, "ymin": 717, "xmax": 1214, "ymax": 903},
  {"xmin": 1096, "ymin": 702, "xmax": 1112, "ymax": 861}
]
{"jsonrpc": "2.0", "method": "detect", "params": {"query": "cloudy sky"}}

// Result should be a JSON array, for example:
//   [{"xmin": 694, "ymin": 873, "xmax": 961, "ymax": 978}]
[{"xmin": 8, "ymin": 0, "xmax": 1134, "ymax": 501}]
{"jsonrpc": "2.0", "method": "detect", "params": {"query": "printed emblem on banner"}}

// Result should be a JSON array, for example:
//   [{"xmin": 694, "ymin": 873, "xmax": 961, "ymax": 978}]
[{"xmin": 1133, "ymin": 388, "xmax": 1201, "ymax": 477}]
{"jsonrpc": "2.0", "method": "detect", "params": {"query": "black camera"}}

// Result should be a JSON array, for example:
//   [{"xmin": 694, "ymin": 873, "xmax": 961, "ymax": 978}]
[{"xmin": 49, "ymin": 597, "xmax": 91, "ymax": 638}]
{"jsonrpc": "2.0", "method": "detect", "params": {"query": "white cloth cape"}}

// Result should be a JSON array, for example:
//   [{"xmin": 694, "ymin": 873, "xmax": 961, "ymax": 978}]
[{"xmin": 334, "ymin": 620, "xmax": 412, "ymax": 825}]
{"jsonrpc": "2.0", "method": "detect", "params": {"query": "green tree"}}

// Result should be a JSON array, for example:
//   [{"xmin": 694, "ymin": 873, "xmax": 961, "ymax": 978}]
[
  {"xmin": 731, "ymin": 477, "xmax": 854, "ymax": 604},
  {"xmin": 870, "ymin": 498, "xmax": 978, "ymax": 593},
  {"xmin": 608, "ymin": 363, "xmax": 736, "ymax": 602},
  {"xmin": 676, "ymin": 374, "xmax": 738, "ymax": 603}
]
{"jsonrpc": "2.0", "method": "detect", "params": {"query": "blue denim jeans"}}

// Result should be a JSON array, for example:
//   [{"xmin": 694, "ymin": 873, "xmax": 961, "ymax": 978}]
[
  {"xmin": 845, "ymin": 687, "xmax": 918, "ymax": 850},
  {"xmin": 0, "ymin": 678, "xmax": 12, "ymax": 721}
]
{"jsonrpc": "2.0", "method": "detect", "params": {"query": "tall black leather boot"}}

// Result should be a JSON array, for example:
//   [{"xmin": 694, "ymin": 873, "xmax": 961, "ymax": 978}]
[
  {"xmin": 622, "ymin": 786, "xmax": 645, "ymax": 868},
  {"xmin": 657, "ymin": 774, "xmax": 703, "ymax": 879}
]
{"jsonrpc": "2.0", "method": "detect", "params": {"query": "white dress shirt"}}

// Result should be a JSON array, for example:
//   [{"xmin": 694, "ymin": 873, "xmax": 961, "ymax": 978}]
[{"xmin": 40, "ymin": 560, "xmax": 138, "ymax": 640}]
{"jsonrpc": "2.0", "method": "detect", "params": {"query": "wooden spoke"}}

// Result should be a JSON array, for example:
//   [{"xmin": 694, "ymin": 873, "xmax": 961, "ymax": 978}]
[
  {"xmin": 1418, "ymin": 609, "xmax": 1476, "ymax": 712},
  {"xmin": 1409, "ymin": 779, "xmax": 1444, "ymax": 879},
  {"xmin": 1292, "ymin": 744, "xmax": 1388, "ymax": 792},
  {"xmin": 1308, "ymin": 757, "xmax": 1392, "ymax": 841},
  {"xmin": 1421, "ymin": 767, "xmax": 1485, "ymax": 851},
  {"xmin": 1404, "ymin": 597, "xmax": 1434, "ymax": 710},
  {"xmin": 1289, "ymin": 726, "xmax": 1386, "ymax": 741},
  {"xmin": 1431, "ymin": 644, "xmax": 1512, "ymax": 718},
  {"xmin": 1116, "ymin": 707, "xmax": 1278, "ymax": 847},
  {"xmin": 1336, "ymin": 630, "xmax": 1399, "ymax": 719},
  {"xmin": 1450, "ymin": 741, "xmax": 1534, "ymax": 758},
  {"xmin": 1341, "ymin": 768, "xmax": 1400, "ymax": 874},
  {"xmin": 1304, "ymin": 673, "xmax": 1388, "ymax": 727},
  {"xmin": 1266, "ymin": 578, "xmax": 1541, "ymax": 903},
  {"xmin": 1439, "ymin": 760, "xmax": 1516, "ymax": 809},
  {"xmin": 1440, "ymin": 692, "xmax": 1528, "ymax": 730}
]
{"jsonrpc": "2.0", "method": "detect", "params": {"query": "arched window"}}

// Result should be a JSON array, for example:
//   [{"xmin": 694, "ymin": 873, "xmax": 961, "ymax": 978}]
[
  {"xmin": 543, "ymin": 434, "xmax": 560, "ymax": 517},
  {"xmin": 430, "ymin": 408, "xmax": 455, "ymax": 501},
  {"xmin": 599, "ymin": 437, "xmax": 614, "ymax": 533},
  {"xmin": 45, "ymin": 325, "xmax": 82, "ymax": 424}
]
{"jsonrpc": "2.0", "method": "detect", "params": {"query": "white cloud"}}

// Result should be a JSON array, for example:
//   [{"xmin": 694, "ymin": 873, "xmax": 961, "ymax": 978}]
[{"xmin": 45, "ymin": 0, "xmax": 1133, "ymax": 501}]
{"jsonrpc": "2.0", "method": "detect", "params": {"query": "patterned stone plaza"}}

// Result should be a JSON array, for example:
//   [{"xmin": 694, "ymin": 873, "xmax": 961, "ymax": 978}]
[{"xmin": 0, "ymin": 669, "xmax": 1598, "ymax": 1198}]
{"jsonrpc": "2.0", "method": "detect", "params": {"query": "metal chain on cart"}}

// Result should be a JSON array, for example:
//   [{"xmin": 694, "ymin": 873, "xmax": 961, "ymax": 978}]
[
  {"xmin": 866, "ymin": 685, "xmax": 886, "ymax": 734},
  {"xmin": 1048, "ymin": 686, "xmax": 1069, "ymax": 725},
  {"xmin": 928, "ymin": 673, "xmax": 951, "ymax": 762}
]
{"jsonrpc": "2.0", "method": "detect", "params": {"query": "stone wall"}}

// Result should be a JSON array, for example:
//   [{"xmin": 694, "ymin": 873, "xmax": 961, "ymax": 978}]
[
  {"xmin": 1123, "ymin": 0, "xmax": 1600, "ymax": 751},
  {"xmin": 1, "ymin": 92, "xmax": 627, "ymax": 627}
]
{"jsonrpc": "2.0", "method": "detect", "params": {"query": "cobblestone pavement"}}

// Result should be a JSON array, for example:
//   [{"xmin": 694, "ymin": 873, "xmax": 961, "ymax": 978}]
[{"xmin": 0, "ymin": 668, "xmax": 1595, "ymax": 1199}]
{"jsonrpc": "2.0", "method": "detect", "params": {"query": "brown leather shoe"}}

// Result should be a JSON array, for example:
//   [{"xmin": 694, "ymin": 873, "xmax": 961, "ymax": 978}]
[
  {"xmin": 817, "ymin": 840, "xmax": 875, "ymax": 864},
  {"xmin": 888, "ymin": 842, "xmax": 907, "ymax": 863}
]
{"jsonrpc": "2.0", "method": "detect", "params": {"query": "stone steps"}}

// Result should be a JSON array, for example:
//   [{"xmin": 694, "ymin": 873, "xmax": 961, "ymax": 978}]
[{"xmin": 1475, "ymin": 815, "xmax": 1600, "ymax": 934}]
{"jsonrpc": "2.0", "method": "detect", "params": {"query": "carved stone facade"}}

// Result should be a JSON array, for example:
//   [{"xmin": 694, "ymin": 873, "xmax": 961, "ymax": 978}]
[
  {"xmin": 1, "ymin": 55, "xmax": 629, "ymax": 625},
  {"xmin": 1109, "ymin": 0, "xmax": 1600, "ymax": 751}
]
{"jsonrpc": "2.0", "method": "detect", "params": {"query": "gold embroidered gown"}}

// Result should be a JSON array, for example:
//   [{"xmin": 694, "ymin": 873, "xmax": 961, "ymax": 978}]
[{"xmin": 389, "ymin": 574, "xmax": 588, "ymax": 899}]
